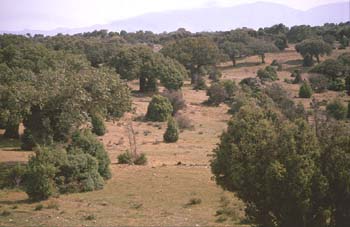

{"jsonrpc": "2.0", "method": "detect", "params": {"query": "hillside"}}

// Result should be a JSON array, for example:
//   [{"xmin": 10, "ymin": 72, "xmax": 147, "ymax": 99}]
[{"xmin": 1, "ymin": 1, "xmax": 348, "ymax": 35}]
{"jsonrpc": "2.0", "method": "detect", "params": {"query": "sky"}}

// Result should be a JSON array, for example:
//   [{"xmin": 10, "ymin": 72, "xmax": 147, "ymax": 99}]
[{"xmin": 0, "ymin": 0, "xmax": 346, "ymax": 31}]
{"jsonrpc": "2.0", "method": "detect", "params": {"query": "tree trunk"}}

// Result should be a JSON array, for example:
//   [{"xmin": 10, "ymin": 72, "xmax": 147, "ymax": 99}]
[
  {"xmin": 232, "ymin": 57, "xmax": 236, "ymax": 67},
  {"xmin": 139, "ymin": 75, "xmax": 146, "ymax": 92},
  {"xmin": 316, "ymin": 55, "xmax": 320, "ymax": 63},
  {"xmin": 261, "ymin": 53, "xmax": 265, "ymax": 64}
]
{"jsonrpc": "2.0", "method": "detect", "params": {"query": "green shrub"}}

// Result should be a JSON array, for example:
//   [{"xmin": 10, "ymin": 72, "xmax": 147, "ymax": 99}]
[
  {"xmin": 346, "ymin": 75, "xmax": 350, "ymax": 95},
  {"xmin": 3, "ymin": 163, "xmax": 27, "ymax": 188},
  {"xmin": 292, "ymin": 70, "xmax": 302, "ymax": 84},
  {"xmin": 58, "ymin": 150, "xmax": 104, "ymax": 193},
  {"xmin": 21, "ymin": 128, "xmax": 36, "ymax": 151},
  {"xmin": 146, "ymin": 95, "xmax": 173, "ymax": 122},
  {"xmin": 208, "ymin": 67, "xmax": 222, "ymax": 81},
  {"xmin": 163, "ymin": 118, "xmax": 179, "ymax": 143},
  {"xmin": 24, "ymin": 147, "xmax": 60, "ymax": 201},
  {"xmin": 187, "ymin": 198, "xmax": 202, "ymax": 206},
  {"xmin": 347, "ymin": 102, "xmax": 350, "ymax": 119},
  {"xmin": 207, "ymin": 83, "xmax": 228, "ymax": 106},
  {"xmin": 34, "ymin": 204, "xmax": 44, "ymax": 211},
  {"xmin": 193, "ymin": 76, "xmax": 207, "ymax": 90},
  {"xmin": 303, "ymin": 54, "xmax": 314, "ymax": 67},
  {"xmin": 134, "ymin": 153, "xmax": 148, "ymax": 165},
  {"xmin": 299, "ymin": 82, "xmax": 313, "ymax": 98},
  {"xmin": 257, "ymin": 66, "xmax": 278, "ymax": 82},
  {"xmin": 309, "ymin": 74, "xmax": 328, "ymax": 93},
  {"xmin": 326, "ymin": 99, "xmax": 347, "ymax": 120},
  {"xmin": 91, "ymin": 114, "xmax": 106, "ymax": 136},
  {"xmin": 328, "ymin": 78, "xmax": 345, "ymax": 91},
  {"xmin": 221, "ymin": 80, "xmax": 237, "ymax": 99},
  {"xmin": 117, "ymin": 152, "xmax": 133, "ymax": 164},
  {"xmin": 69, "ymin": 130, "xmax": 111, "ymax": 180}
]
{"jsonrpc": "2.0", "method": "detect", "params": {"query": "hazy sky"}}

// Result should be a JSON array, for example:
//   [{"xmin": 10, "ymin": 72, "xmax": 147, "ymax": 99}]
[{"xmin": 0, "ymin": 0, "xmax": 345, "ymax": 30}]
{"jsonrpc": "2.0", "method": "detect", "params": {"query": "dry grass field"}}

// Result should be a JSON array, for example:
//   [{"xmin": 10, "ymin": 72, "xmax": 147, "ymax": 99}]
[{"xmin": 0, "ymin": 46, "xmax": 349, "ymax": 226}]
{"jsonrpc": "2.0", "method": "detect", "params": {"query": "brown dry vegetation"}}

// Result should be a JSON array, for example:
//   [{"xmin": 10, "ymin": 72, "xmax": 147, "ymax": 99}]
[{"xmin": 0, "ymin": 46, "xmax": 349, "ymax": 226}]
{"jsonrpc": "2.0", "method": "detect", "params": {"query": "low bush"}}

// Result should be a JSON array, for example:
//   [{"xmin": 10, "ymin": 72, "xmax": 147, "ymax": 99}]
[
  {"xmin": 299, "ymin": 82, "xmax": 313, "ymax": 98},
  {"xmin": 163, "ymin": 118, "xmax": 179, "ymax": 143},
  {"xmin": 328, "ymin": 78, "xmax": 345, "ymax": 91},
  {"xmin": 146, "ymin": 95, "xmax": 173, "ymax": 122},
  {"xmin": 207, "ymin": 83, "xmax": 228, "ymax": 106},
  {"xmin": 175, "ymin": 114, "xmax": 194, "ymax": 130},
  {"xmin": 117, "ymin": 152, "xmax": 133, "ymax": 164},
  {"xmin": 91, "ymin": 113, "xmax": 106, "ymax": 136},
  {"xmin": 134, "ymin": 153, "xmax": 148, "ymax": 165},
  {"xmin": 326, "ymin": 99, "xmax": 347, "ymax": 120},
  {"xmin": 257, "ymin": 66, "xmax": 278, "ymax": 82},
  {"xmin": 162, "ymin": 90, "xmax": 186, "ymax": 115},
  {"xmin": 193, "ymin": 76, "xmax": 207, "ymax": 90},
  {"xmin": 21, "ymin": 128, "xmax": 36, "ymax": 151},
  {"xmin": 309, "ymin": 74, "xmax": 328, "ymax": 93},
  {"xmin": 69, "ymin": 130, "xmax": 111, "ymax": 180}
]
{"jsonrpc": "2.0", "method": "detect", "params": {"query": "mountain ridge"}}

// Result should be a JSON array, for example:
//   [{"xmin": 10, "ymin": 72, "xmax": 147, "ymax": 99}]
[{"xmin": 1, "ymin": 1, "xmax": 349, "ymax": 36}]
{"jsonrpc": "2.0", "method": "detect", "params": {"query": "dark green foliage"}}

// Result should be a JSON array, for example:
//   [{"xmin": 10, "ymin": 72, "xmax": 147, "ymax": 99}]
[
  {"xmin": 161, "ymin": 37, "xmax": 220, "ymax": 84},
  {"xmin": 117, "ymin": 152, "xmax": 133, "ymax": 164},
  {"xmin": 348, "ymin": 102, "xmax": 350, "ymax": 119},
  {"xmin": 91, "ymin": 113, "xmax": 106, "ymax": 136},
  {"xmin": 163, "ymin": 118, "xmax": 179, "ymax": 143},
  {"xmin": 3, "ymin": 116, "xmax": 20, "ymax": 139},
  {"xmin": 310, "ymin": 59, "xmax": 344, "ymax": 80},
  {"xmin": 346, "ymin": 75, "xmax": 350, "ymax": 95},
  {"xmin": 257, "ymin": 66, "xmax": 278, "ymax": 82},
  {"xmin": 220, "ymin": 80, "xmax": 237, "ymax": 99},
  {"xmin": 58, "ymin": 150, "xmax": 104, "ymax": 193},
  {"xmin": 211, "ymin": 105, "xmax": 321, "ymax": 227},
  {"xmin": 162, "ymin": 90, "xmax": 186, "ymax": 115},
  {"xmin": 134, "ymin": 153, "xmax": 148, "ymax": 165},
  {"xmin": 299, "ymin": 82, "xmax": 313, "ymax": 98},
  {"xmin": 318, "ymin": 122, "xmax": 350, "ymax": 227},
  {"xmin": 303, "ymin": 53, "xmax": 314, "ymax": 67},
  {"xmin": 193, "ymin": 76, "xmax": 207, "ymax": 90},
  {"xmin": 24, "ymin": 147, "xmax": 62, "ymax": 201},
  {"xmin": 274, "ymin": 37, "xmax": 288, "ymax": 51},
  {"xmin": 146, "ymin": 95, "xmax": 173, "ymax": 122},
  {"xmin": 328, "ymin": 78, "xmax": 345, "ymax": 91},
  {"xmin": 69, "ymin": 130, "xmax": 111, "ymax": 180},
  {"xmin": 309, "ymin": 74, "xmax": 328, "ymax": 93},
  {"xmin": 208, "ymin": 67, "xmax": 222, "ymax": 81},
  {"xmin": 21, "ymin": 128, "xmax": 36, "ymax": 150},
  {"xmin": 207, "ymin": 83, "xmax": 228, "ymax": 106},
  {"xmin": 292, "ymin": 70, "xmax": 302, "ymax": 84},
  {"xmin": 1, "ymin": 163, "xmax": 27, "ymax": 189},
  {"xmin": 117, "ymin": 152, "xmax": 147, "ymax": 165},
  {"xmin": 239, "ymin": 77, "xmax": 262, "ymax": 93},
  {"xmin": 326, "ymin": 99, "xmax": 347, "ymax": 120},
  {"xmin": 265, "ymin": 84, "xmax": 307, "ymax": 120},
  {"xmin": 295, "ymin": 39, "xmax": 332, "ymax": 64}
]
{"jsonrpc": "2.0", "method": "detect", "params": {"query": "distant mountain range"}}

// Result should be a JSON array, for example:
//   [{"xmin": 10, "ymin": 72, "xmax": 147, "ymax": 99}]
[{"xmin": 1, "ymin": 1, "xmax": 349, "ymax": 36}]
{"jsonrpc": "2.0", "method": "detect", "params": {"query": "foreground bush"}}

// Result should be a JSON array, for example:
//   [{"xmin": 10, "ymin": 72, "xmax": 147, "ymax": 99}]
[
  {"xmin": 146, "ymin": 95, "xmax": 173, "ymax": 122},
  {"xmin": 207, "ymin": 83, "xmax": 228, "ymax": 106},
  {"xmin": 212, "ymin": 105, "xmax": 320, "ymax": 227},
  {"xmin": 163, "ymin": 118, "xmax": 179, "ymax": 143},
  {"xmin": 69, "ymin": 130, "xmax": 111, "ymax": 179},
  {"xmin": 24, "ymin": 147, "xmax": 64, "ymax": 201}
]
